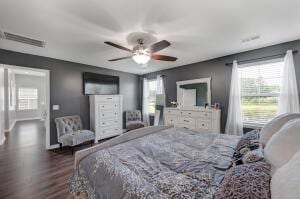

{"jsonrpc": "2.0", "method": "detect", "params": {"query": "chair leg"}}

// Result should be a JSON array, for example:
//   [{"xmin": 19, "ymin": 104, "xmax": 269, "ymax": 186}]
[{"xmin": 59, "ymin": 143, "xmax": 62, "ymax": 150}]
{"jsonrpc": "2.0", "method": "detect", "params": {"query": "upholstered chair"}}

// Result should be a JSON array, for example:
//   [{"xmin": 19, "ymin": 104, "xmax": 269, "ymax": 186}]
[
  {"xmin": 125, "ymin": 110, "xmax": 146, "ymax": 131},
  {"xmin": 55, "ymin": 115, "xmax": 94, "ymax": 154}
]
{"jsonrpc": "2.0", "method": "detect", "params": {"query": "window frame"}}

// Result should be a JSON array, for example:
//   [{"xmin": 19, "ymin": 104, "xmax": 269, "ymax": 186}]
[
  {"xmin": 147, "ymin": 79, "xmax": 158, "ymax": 116},
  {"xmin": 18, "ymin": 87, "xmax": 39, "ymax": 111},
  {"xmin": 238, "ymin": 58, "xmax": 284, "ymax": 128}
]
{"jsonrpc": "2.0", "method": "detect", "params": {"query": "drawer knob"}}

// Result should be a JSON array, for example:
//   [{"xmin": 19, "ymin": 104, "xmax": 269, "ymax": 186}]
[
  {"xmin": 102, "ymin": 105, "xmax": 105, "ymax": 108},
  {"xmin": 205, "ymin": 114, "xmax": 207, "ymax": 116},
  {"xmin": 102, "ymin": 114, "xmax": 105, "ymax": 116},
  {"xmin": 202, "ymin": 124, "xmax": 204, "ymax": 126},
  {"xmin": 184, "ymin": 120, "xmax": 189, "ymax": 122},
  {"xmin": 188, "ymin": 113, "xmax": 191, "ymax": 115}
]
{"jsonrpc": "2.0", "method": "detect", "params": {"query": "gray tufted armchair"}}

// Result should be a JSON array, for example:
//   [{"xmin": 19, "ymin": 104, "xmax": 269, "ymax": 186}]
[
  {"xmin": 125, "ymin": 110, "xmax": 146, "ymax": 131},
  {"xmin": 55, "ymin": 115, "xmax": 94, "ymax": 154}
]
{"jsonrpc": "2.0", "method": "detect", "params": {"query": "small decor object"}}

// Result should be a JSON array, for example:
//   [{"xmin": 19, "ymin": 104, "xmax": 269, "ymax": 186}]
[
  {"xmin": 205, "ymin": 103, "xmax": 209, "ymax": 109},
  {"xmin": 214, "ymin": 102, "xmax": 220, "ymax": 109},
  {"xmin": 170, "ymin": 101, "xmax": 178, "ymax": 108}
]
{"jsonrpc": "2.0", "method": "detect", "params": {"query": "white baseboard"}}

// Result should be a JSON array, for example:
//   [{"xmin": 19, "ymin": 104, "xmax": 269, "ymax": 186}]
[
  {"xmin": 4, "ymin": 120, "xmax": 16, "ymax": 133},
  {"xmin": 48, "ymin": 144, "xmax": 60, "ymax": 150},
  {"xmin": 16, "ymin": 117, "xmax": 42, "ymax": 122},
  {"xmin": 0, "ymin": 136, "xmax": 6, "ymax": 145}
]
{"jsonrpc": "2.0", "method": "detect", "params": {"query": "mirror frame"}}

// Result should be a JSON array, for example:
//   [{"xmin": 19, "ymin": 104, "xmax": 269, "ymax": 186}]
[{"xmin": 176, "ymin": 77, "xmax": 211, "ymax": 108}]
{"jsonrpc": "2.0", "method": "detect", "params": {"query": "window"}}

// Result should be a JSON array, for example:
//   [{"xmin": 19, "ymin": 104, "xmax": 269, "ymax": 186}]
[
  {"xmin": 238, "ymin": 60, "xmax": 284, "ymax": 127},
  {"xmin": 148, "ymin": 79, "xmax": 157, "ymax": 114},
  {"xmin": 18, "ymin": 88, "xmax": 38, "ymax": 110}
]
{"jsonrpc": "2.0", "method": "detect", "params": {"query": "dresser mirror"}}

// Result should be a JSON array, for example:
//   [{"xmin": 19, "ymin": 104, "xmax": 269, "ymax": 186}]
[{"xmin": 176, "ymin": 78, "xmax": 211, "ymax": 108}]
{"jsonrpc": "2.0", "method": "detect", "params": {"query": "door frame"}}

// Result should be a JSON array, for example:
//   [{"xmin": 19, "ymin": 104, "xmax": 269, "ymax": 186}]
[{"xmin": 0, "ymin": 64, "xmax": 51, "ymax": 149}]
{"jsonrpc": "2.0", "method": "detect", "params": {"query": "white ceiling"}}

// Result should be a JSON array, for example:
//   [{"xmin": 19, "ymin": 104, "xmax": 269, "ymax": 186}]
[{"xmin": 0, "ymin": 0, "xmax": 300, "ymax": 75}]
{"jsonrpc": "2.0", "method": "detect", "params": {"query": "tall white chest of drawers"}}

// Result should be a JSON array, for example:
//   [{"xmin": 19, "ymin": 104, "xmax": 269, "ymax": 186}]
[
  {"xmin": 164, "ymin": 107, "xmax": 221, "ymax": 133},
  {"xmin": 90, "ymin": 95, "xmax": 123, "ymax": 143}
]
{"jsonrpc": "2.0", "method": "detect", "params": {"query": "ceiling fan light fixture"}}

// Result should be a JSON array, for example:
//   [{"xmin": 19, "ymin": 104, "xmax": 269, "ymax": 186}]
[{"xmin": 132, "ymin": 53, "xmax": 150, "ymax": 64}]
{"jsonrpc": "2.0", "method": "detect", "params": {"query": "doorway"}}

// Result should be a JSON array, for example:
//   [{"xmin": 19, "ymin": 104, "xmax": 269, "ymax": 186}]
[{"xmin": 0, "ymin": 64, "xmax": 50, "ymax": 149}]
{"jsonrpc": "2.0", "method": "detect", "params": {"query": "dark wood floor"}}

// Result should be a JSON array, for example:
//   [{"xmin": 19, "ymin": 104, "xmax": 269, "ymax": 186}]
[{"xmin": 0, "ymin": 120, "xmax": 89, "ymax": 199}]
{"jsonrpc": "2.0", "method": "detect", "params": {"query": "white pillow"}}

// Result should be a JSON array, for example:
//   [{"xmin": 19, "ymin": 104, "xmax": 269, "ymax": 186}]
[
  {"xmin": 264, "ymin": 118, "xmax": 300, "ymax": 174},
  {"xmin": 260, "ymin": 113, "xmax": 300, "ymax": 147},
  {"xmin": 271, "ymin": 151, "xmax": 300, "ymax": 199}
]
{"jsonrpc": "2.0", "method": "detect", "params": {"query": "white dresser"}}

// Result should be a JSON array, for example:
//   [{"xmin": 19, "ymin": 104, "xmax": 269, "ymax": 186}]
[
  {"xmin": 90, "ymin": 95, "xmax": 123, "ymax": 143},
  {"xmin": 164, "ymin": 107, "xmax": 221, "ymax": 133}
]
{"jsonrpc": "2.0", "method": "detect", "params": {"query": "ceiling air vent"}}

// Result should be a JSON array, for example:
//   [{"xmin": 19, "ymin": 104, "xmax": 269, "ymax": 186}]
[
  {"xmin": 3, "ymin": 32, "xmax": 46, "ymax": 47},
  {"xmin": 241, "ymin": 35, "xmax": 260, "ymax": 43}
]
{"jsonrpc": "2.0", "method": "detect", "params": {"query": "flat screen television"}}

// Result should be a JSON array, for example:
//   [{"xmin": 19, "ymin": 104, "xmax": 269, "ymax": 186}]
[{"xmin": 83, "ymin": 72, "xmax": 119, "ymax": 95}]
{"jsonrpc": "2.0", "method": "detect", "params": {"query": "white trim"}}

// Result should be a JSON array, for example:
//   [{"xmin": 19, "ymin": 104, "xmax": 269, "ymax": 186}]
[
  {"xmin": 4, "ymin": 119, "xmax": 16, "ymax": 132},
  {"xmin": 0, "ymin": 136, "xmax": 5, "ymax": 145},
  {"xmin": 176, "ymin": 77, "xmax": 212, "ymax": 108},
  {"xmin": 16, "ymin": 117, "xmax": 41, "ymax": 122},
  {"xmin": 44, "ymin": 69, "xmax": 50, "ymax": 150},
  {"xmin": 48, "ymin": 144, "xmax": 60, "ymax": 149},
  {"xmin": 1, "ymin": 64, "xmax": 51, "ymax": 150}
]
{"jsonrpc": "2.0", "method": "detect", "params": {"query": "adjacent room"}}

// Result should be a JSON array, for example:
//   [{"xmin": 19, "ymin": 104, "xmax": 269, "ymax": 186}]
[
  {"xmin": 0, "ymin": 0, "xmax": 300, "ymax": 199},
  {"xmin": 3, "ymin": 66, "xmax": 49, "ymax": 144}
]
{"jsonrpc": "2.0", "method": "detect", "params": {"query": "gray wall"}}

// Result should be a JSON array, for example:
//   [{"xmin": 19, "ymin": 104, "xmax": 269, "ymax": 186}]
[
  {"xmin": 144, "ymin": 39, "xmax": 300, "ymax": 132},
  {"xmin": 0, "ymin": 49, "xmax": 141, "ymax": 145}
]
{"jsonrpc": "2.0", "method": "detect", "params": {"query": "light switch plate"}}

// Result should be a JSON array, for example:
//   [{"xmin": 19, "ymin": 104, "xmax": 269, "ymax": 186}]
[{"xmin": 53, "ymin": 105, "xmax": 59, "ymax": 110}]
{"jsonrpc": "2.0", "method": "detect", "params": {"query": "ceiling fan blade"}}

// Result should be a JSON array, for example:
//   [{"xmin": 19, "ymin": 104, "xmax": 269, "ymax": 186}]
[
  {"xmin": 104, "ymin": 41, "xmax": 132, "ymax": 52},
  {"xmin": 151, "ymin": 54, "xmax": 177, "ymax": 61},
  {"xmin": 147, "ymin": 40, "xmax": 171, "ymax": 53},
  {"xmin": 108, "ymin": 56, "xmax": 132, "ymax": 61}
]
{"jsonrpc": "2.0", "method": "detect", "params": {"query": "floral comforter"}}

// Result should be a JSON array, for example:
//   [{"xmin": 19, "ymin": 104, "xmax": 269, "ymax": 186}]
[{"xmin": 70, "ymin": 127, "xmax": 240, "ymax": 199}]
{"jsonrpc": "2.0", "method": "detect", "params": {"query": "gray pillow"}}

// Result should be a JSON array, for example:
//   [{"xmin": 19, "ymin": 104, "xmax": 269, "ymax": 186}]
[
  {"xmin": 214, "ymin": 161, "xmax": 271, "ymax": 199},
  {"xmin": 126, "ymin": 121, "xmax": 145, "ymax": 131}
]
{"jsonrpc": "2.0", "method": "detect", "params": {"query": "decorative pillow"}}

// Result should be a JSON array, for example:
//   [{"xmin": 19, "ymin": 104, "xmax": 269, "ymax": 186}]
[
  {"xmin": 236, "ymin": 129, "xmax": 260, "ymax": 150},
  {"xmin": 126, "ymin": 121, "xmax": 145, "ymax": 131},
  {"xmin": 260, "ymin": 113, "xmax": 300, "ymax": 147},
  {"xmin": 234, "ymin": 130, "xmax": 260, "ymax": 162},
  {"xmin": 214, "ymin": 161, "xmax": 271, "ymax": 199},
  {"xmin": 264, "ymin": 118, "xmax": 300, "ymax": 174},
  {"xmin": 271, "ymin": 151, "xmax": 300, "ymax": 199},
  {"xmin": 242, "ymin": 147, "xmax": 264, "ymax": 164}
]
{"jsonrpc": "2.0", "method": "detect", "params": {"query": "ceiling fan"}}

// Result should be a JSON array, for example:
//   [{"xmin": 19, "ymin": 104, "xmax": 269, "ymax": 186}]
[{"xmin": 104, "ymin": 39, "xmax": 177, "ymax": 65}]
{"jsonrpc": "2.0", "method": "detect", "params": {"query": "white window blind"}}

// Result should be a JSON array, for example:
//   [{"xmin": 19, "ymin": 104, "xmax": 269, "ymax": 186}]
[
  {"xmin": 238, "ymin": 60, "xmax": 284, "ymax": 126},
  {"xmin": 18, "ymin": 88, "xmax": 38, "ymax": 110},
  {"xmin": 148, "ymin": 79, "xmax": 157, "ymax": 114}
]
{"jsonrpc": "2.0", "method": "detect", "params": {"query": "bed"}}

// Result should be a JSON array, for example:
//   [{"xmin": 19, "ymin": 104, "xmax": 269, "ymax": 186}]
[{"xmin": 70, "ymin": 126, "xmax": 240, "ymax": 198}]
